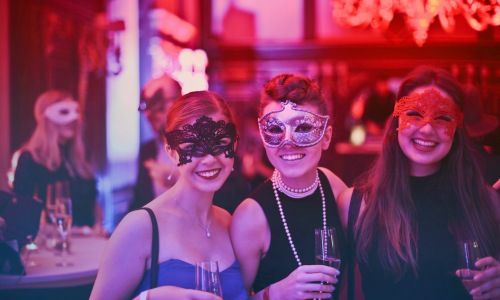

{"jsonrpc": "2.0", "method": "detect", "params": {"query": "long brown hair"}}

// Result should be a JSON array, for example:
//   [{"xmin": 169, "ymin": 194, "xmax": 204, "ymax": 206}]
[
  {"xmin": 355, "ymin": 65, "xmax": 500, "ymax": 279},
  {"xmin": 20, "ymin": 90, "xmax": 94, "ymax": 179}
]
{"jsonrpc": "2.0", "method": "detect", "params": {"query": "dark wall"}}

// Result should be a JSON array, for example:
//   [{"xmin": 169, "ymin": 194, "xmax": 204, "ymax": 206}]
[{"xmin": 9, "ymin": 0, "xmax": 107, "ymax": 173}]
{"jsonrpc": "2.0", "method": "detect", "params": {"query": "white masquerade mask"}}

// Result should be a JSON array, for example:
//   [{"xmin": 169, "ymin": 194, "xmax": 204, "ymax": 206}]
[
  {"xmin": 258, "ymin": 100, "xmax": 329, "ymax": 148},
  {"xmin": 44, "ymin": 101, "xmax": 80, "ymax": 125}
]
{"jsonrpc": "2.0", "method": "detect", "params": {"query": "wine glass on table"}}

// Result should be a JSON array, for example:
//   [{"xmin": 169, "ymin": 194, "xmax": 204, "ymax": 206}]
[
  {"xmin": 21, "ymin": 234, "xmax": 39, "ymax": 267},
  {"xmin": 315, "ymin": 227, "xmax": 341, "ymax": 300},
  {"xmin": 54, "ymin": 186, "xmax": 73, "ymax": 267},
  {"xmin": 457, "ymin": 240, "xmax": 483, "ymax": 293},
  {"xmin": 196, "ymin": 261, "xmax": 223, "ymax": 297},
  {"xmin": 44, "ymin": 183, "xmax": 59, "ymax": 250}
]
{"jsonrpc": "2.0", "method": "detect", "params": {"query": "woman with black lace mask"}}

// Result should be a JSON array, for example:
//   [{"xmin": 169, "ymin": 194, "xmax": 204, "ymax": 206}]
[{"xmin": 91, "ymin": 91, "xmax": 247, "ymax": 300}]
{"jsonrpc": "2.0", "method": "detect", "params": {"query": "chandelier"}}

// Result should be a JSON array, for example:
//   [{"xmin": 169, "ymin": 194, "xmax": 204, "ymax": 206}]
[{"xmin": 331, "ymin": 0, "xmax": 500, "ymax": 46}]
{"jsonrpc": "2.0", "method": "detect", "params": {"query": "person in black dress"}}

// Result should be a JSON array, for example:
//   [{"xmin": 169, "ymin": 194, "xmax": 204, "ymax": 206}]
[
  {"xmin": 338, "ymin": 65, "xmax": 500, "ymax": 300},
  {"xmin": 231, "ymin": 74, "xmax": 348, "ymax": 299},
  {"xmin": 10, "ymin": 90, "xmax": 102, "ymax": 230}
]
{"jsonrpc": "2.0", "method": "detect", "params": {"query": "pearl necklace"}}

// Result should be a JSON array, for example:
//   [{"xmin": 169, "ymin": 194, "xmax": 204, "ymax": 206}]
[
  {"xmin": 271, "ymin": 169, "xmax": 327, "ymax": 266},
  {"xmin": 275, "ymin": 169, "xmax": 320, "ymax": 198},
  {"xmin": 178, "ymin": 203, "xmax": 212, "ymax": 238}
]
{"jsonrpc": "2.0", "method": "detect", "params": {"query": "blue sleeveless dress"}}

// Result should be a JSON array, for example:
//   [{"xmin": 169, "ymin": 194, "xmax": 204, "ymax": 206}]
[{"xmin": 133, "ymin": 259, "xmax": 247, "ymax": 299}]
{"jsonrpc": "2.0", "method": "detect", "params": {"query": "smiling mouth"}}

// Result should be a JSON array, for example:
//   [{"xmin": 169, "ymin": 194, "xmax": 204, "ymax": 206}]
[
  {"xmin": 412, "ymin": 138, "xmax": 437, "ymax": 148},
  {"xmin": 197, "ymin": 169, "xmax": 221, "ymax": 179},
  {"xmin": 280, "ymin": 154, "xmax": 305, "ymax": 161}
]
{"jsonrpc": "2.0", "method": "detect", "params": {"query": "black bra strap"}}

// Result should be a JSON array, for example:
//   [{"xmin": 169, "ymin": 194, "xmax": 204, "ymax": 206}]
[
  {"xmin": 140, "ymin": 207, "xmax": 159, "ymax": 289},
  {"xmin": 347, "ymin": 188, "xmax": 363, "ymax": 300}
]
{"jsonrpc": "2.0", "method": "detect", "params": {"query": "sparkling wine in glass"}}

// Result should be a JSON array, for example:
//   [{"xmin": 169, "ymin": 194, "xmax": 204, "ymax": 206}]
[
  {"xmin": 315, "ymin": 227, "xmax": 341, "ymax": 269},
  {"xmin": 54, "ymin": 195, "xmax": 73, "ymax": 267},
  {"xmin": 315, "ymin": 227, "xmax": 341, "ymax": 300},
  {"xmin": 196, "ymin": 261, "xmax": 223, "ymax": 297},
  {"xmin": 44, "ymin": 183, "xmax": 59, "ymax": 250}
]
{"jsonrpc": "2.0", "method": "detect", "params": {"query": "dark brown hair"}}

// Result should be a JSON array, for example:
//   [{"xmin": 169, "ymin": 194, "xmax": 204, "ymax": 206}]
[
  {"xmin": 356, "ymin": 65, "xmax": 500, "ymax": 279},
  {"xmin": 259, "ymin": 74, "xmax": 330, "ymax": 123},
  {"xmin": 165, "ymin": 90, "xmax": 235, "ymax": 133}
]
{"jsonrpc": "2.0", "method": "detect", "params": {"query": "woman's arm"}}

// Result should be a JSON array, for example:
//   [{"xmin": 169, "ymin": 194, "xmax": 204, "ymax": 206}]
[
  {"xmin": 231, "ymin": 198, "xmax": 340, "ymax": 300},
  {"xmin": 337, "ymin": 188, "xmax": 354, "ymax": 232},
  {"xmin": 90, "ymin": 210, "xmax": 151, "ymax": 300},
  {"xmin": 230, "ymin": 198, "xmax": 268, "ymax": 295},
  {"xmin": 12, "ymin": 151, "xmax": 37, "ymax": 196}
]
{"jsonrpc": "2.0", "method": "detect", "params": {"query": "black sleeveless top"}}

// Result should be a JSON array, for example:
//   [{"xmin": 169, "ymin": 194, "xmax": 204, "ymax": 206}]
[
  {"xmin": 357, "ymin": 172, "xmax": 470, "ymax": 300},
  {"xmin": 13, "ymin": 151, "xmax": 97, "ymax": 226},
  {"xmin": 250, "ymin": 170, "xmax": 347, "ymax": 298}
]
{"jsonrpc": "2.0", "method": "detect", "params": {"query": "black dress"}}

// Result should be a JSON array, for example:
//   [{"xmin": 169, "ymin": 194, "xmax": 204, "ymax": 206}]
[
  {"xmin": 13, "ymin": 151, "xmax": 98, "ymax": 227},
  {"xmin": 357, "ymin": 172, "xmax": 470, "ymax": 300},
  {"xmin": 251, "ymin": 169, "xmax": 347, "ymax": 299}
]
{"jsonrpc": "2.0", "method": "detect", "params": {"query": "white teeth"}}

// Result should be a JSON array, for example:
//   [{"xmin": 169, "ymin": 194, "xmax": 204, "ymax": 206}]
[
  {"xmin": 413, "ymin": 139, "xmax": 436, "ymax": 147},
  {"xmin": 281, "ymin": 154, "xmax": 304, "ymax": 161},
  {"xmin": 198, "ymin": 169, "xmax": 220, "ymax": 177}
]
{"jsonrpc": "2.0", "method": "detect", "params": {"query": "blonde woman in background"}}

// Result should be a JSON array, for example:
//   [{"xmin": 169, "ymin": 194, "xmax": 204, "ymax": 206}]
[{"xmin": 9, "ymin": 90, "xmax": 103, "ymax": 233}]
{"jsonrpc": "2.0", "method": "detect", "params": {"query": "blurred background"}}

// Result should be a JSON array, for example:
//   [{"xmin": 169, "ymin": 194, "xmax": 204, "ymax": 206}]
[{"xmin": 1, "ymin": 0, "xmax": 499, "ymax": 231}]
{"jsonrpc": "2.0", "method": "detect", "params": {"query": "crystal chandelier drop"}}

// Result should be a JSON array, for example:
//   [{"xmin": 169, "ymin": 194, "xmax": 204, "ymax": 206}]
[{"xmin": 331, "ymin": 0, "xmax": 500, "ymax": 47}]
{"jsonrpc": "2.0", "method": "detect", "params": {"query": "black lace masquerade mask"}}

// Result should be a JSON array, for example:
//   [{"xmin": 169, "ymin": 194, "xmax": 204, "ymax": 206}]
[{"xmin": 164, "ymin": 116, "xmax": 239, "ymax": 166}]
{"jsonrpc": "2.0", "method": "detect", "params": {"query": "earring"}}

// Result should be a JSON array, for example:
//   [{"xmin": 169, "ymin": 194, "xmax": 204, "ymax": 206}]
[{"xmin": 167, "ymin": 168, "xmax": 174, "ymax": 181}]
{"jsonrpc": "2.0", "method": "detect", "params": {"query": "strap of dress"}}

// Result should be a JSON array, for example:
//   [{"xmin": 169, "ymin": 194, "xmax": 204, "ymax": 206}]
[
  {"xmin": 140, "ymin": 207, "xmax": 159, "ymax": 289},
  {"xmin": 347, "ymin": 188, "xmax": 363, "ymax": 300}
]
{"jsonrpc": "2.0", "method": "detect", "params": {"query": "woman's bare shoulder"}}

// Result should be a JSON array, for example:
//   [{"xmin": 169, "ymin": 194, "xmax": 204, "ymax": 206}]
[{"xmin": 318, "ymin": 166, "xmax": 348, "ymax": 197}]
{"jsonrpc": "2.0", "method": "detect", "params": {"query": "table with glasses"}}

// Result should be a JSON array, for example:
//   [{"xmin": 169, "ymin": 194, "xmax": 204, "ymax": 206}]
[{"xmin": 0, "ymin": 234, "xmax": 108, "ymax": 299}]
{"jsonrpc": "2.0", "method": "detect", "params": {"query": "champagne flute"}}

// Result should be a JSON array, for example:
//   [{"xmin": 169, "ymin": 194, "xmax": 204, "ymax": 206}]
[
  {"xmin": 54, "ymin": 192, "xmax": 73, "ymax": 267},
  {"xmin": 315, "ymin": 227, "xmax": 341, "ymax": 300},
  {"xmin": 458, "ymin": 240, "xmax": 483, "ymax": 292},
  {"xmin": 196, "ymin": 261, "xmax": 223, "ymax": 297},
  {"xmin": 315, "ymin": 227, "xmax": 341, "ymax": 269},
  {"xmin": 22, "ymin": 235, "xmax": 38, "ymax": 267},
  {"xmin": 44, "ymin": 183, "xmax": 59, "ymax": 250}
]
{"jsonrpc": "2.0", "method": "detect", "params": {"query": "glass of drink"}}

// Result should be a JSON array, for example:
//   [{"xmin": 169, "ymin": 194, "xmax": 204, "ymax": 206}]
[
  {"xmin": 196, "ymin": 261, "xmax": 222, "ymax": 297},
  {"xmin": 314, "ymin": 227, "xmax": 341, "ymax": 300},
  {"xmin": 53, "ymin": 184, "xmax": 73, "ymax": 267},
  {"xmin": 315, "ymin": 227, "xmax": 341, "ymax": 269},
  {"xmin": 458, "ymin": 240, "xmax": 482, "ymax": 292}
]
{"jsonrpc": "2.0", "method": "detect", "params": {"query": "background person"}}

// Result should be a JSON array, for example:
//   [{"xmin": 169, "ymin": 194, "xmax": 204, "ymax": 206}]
[
  {"xmin": 9, "ymin": 90, "xmax": 103, "ymax": 232},
  {"xmin": 338, "ymin": 65, "xmax": 500, "ymax": 300},
  {"xmin": 90, "ymin": 91, "xmax": 247, "ymax": 300},
  {"xmin": 129, "ymin": 75, "xmax": 182, "ymax": 212},
  {"xmin": 231, "ymin": 73, "xmax": 348, "ymax": 300}
]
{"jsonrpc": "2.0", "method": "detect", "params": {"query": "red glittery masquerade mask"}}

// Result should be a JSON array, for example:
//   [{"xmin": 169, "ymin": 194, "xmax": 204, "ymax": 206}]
[{"xmin": 393, "ymin": 88, "xmax": 463, "ymax": 137}]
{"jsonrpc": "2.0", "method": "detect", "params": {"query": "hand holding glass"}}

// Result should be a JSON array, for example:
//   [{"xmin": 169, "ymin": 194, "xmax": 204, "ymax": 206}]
[
  {"xmin": 458, "ymin": 240, "xmax": 482, "ymax": 292},
  {"xmin": 196, "ymin": 261, "xmax": 222, "ymax": 297},
  {"xmin": 314, "ymin": 227, "xmax": 341, "ymax": 300}
]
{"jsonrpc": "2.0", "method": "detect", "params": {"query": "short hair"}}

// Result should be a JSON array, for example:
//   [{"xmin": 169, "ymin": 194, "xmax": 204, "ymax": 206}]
[{"xmin": 259, "ymin": 74, "xmax": 330, "ymax": 122}]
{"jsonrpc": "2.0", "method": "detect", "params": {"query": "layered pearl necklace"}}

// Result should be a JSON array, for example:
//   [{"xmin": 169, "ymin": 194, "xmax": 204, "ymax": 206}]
[
  {"xmin": 271, "ymin": 169, "xmax": 327, "ymax": 266},
  {"xmin": 275, "ymin": 169, "xmax": 320, "ymax": 198}
]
